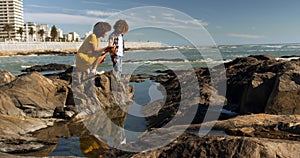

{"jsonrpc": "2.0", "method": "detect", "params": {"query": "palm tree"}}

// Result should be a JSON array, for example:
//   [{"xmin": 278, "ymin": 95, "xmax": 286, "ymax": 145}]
[
  {"xmin": 3, "ymin": 23, "xmax": 13, "ymax": 40},
  {"xmin": 29, "ymin": 27, "xmax": 35, "ymax": 41},
  {"xmin": 37, "ymin": 29, "xmax": 45, "ymax": 42},
  {"xmin": 17, "ymin": 27, "xmax": 24, "ymax": 41},
  {"xmin": 50, "ymin": 25, "xmax": 58, "ymax": 41}
]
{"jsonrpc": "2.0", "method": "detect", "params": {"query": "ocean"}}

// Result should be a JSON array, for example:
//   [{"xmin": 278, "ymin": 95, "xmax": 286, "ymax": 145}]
[
  {"xmin": 1, "ymin": 43, "xmax": 300, "ymax": 156},
  {"xmin": 1, "ymin": 43, "xmax": 299, "ymax": 76}
]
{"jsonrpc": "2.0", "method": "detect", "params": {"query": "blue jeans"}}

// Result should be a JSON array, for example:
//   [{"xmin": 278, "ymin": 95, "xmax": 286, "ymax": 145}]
[{"xmin": 113, "ymin": 55, "xmax": 122, "ymax": 78}]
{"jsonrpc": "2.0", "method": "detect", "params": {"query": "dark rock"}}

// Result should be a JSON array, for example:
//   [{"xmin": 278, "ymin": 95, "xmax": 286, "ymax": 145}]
[
  {"xmin": 239, "ymin": 72, "xmax": 276, "ymax": 114},
  {"xmin": 143, "ymin": 68, "xmax": 226, "ymax": 129},
  {"xmin": 249, "ymin": 54, "xmax": 276, "ymax": 61},
  {"xmin": 21, "ymin": 63, "xmax": 72, "ymax": 72},
  {"xmin": 53, "ymin": 107, "xmax": 67, "ymax": 119},
  {"xmin": 225, "ymin": 55, "xmax": 300, "ymax": 114},
  {"xmin": 143, "ymin": 55, "xmax": 300, "ymax": 131},
  {"xmin": 263, "ymin": 59, "xmax": 300, "ymax": 114}
]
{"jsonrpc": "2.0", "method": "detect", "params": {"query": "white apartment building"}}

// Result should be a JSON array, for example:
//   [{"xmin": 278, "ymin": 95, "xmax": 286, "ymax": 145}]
[
  {"xmin": 57, "ymin": 28, "xmax": 63, "ymax": 39},
  {"xmin": 36, "ymin": 24, "xmax": 49, "ymax": 42},
  {"xmin": 67, "ymin": 32, "xmax": 80, "ymax": 42},
  {"xmin": 0, "ymin": 0, "xmax": 24, "ymax": 41},
  {"xmin": 24, "ymin": 21, "xmax": 36, "ymax": 41}
]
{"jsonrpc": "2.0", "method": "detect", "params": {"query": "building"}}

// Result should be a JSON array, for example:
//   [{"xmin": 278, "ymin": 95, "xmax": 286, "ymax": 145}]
[
  {"xmin": 57, "ymin": 28, "xmax": 63, "ymax": 39},
  {"xmin": 36, "ymin": 24, "xmax": 49, "ymax": 42},
  {"xmin": 0, "ymin": 0, "xmax": 24, "ymax": 41},
  {"xmin": 24, "ymin": 22, "xmax": 36, "ymax": 41},
  {"xmin": 64, "ymin": 32, "xmax": 80, "ymax": 42}
]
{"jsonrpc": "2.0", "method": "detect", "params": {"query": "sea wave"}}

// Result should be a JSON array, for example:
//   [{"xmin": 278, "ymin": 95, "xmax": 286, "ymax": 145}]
[
  {"xmin": 191, "ymin": 58, "xmax": 232, "ymax": 64},
  {"xmin": 125, "ymin": 58, "xmax": 187, "ymax": 64},
  {"xmin": 276, "ymin": 57, "xmax": 300, "ymax": 61},
  {"xmin": 286, "ymin": 45, "xmax": 300, "ymax": 49},
  {"xmin": 261, "ymin": 45, "xmax": 284, "ymax": 49},
  {"xmin": 124, "ymin": 58, "xmax": 230, "ymax": 65},
  {"xmin": 21, "ymin": 65, "xmax": 32, "ymax": 69}
]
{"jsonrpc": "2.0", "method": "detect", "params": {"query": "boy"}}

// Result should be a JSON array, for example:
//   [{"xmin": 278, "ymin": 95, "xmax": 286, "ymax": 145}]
[{"xmin": 108, "ymin": 19, "xmax": 129, "ymax": 78}]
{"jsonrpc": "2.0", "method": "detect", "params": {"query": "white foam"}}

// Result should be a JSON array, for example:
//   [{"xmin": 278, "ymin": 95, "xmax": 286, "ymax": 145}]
[
  {"xmin": 276, "ymin": 57, "xmax": 300, "ymax": 61},
  {"xmin": 21, "ymin": 65, "xmax": 32, "ymax": 69}
]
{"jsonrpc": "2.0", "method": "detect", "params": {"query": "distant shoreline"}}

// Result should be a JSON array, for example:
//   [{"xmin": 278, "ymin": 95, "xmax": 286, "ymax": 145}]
[
  {"xmin": 0, "ymin": 49, "xmax": 78, "ymax": 56},
  {"xmin": 0, "ymin": 41, "xmax": 164, "ymax": 56},
  {"xmin": 0, "ymin": 47, "xmax": 174, "ymax": 57}
]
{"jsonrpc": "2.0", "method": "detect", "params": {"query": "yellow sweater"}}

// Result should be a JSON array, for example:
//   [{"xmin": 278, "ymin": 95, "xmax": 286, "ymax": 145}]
[{"xmin": 76, "ymin": 34, "xmax": 100, "ymax": 72}]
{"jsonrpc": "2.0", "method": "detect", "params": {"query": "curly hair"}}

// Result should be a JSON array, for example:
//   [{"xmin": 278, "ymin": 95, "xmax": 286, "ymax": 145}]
[
  {"xmin": 93, "ymin": 22, "xmax": 111, "ymax": 34},
  {"xmin": 113, "ymin": 19, "xmax": 129, "ymax": 34}
]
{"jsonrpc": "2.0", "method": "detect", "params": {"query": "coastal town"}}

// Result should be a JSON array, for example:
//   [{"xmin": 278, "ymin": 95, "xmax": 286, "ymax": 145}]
[
  {"xmin": 0, "ymin": 0, "xmax": 82, "ymax": 42},
  {"xmin": 0, "ymin": 0, "xmax": 162, "ymax": 54}
]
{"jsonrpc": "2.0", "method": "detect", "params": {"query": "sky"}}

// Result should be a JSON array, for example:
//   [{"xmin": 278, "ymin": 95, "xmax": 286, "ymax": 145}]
[{"xmin": 23, "ymin": 0, "xmax": 300, "ymax": 46}]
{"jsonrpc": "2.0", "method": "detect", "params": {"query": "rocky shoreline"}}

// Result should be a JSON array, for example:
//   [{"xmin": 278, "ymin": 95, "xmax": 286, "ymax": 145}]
[{"xmin": 0, "ymin": 55, "xmax": 299, "ymax": 157}]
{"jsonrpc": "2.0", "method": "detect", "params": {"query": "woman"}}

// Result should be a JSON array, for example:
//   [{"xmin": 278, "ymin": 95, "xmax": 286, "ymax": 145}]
[{"xmin": 76, "ymin": 22, "xmax": 116, "ymax": 75}]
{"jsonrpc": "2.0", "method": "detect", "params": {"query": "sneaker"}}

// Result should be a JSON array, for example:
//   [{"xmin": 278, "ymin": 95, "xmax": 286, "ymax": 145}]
[
  {"xmin": 86, "ymin": 67, "xmax": 91, "ymax": 74},
  {"xmin": 91, "ymin": 69, "xmax": 105, "ymax": 75},
  {"xmin": 120, "ymin": 138, "xmax": 126, "ymax": 145}
]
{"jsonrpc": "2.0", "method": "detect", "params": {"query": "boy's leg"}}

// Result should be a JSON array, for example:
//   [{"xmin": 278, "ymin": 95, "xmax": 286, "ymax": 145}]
[{"xmin": 113, "ymin": 55, "xmax": 122, "ymax": 78}]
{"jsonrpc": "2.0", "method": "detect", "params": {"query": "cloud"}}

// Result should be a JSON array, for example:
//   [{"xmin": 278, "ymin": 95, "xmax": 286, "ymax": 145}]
[
  {"xmin": 228, "ymin": 33, "xmax": 265, "ymax": 39},
  {"xmin": 162, "ymin": 13, "xmax": 174, "ymax": 17},
  {"xmin": 26, "ymin": 4, "xmax": 60, "ymax": 9},
  {"xmin": 189, "ymin": 19, "xmax": 208, "ymax": 26},
  {"xmin": 149, "ymin": 15, "xmax": 156, "ymax": 19},
  {"xmin": 85, "ymin": 10, "xmax": 119, "ymax": 17},
  {"xmin": 24, "ymin": 13, "xmax": 102, "ymax": 24},
  {"xmin": 162, "ymin": 16, "xmax": 208, "ymax": 27},
  {"xmin": 81, "ymin": 0, "xmax": 108, "ymax": 5},
  {"xmin": 130, "ymin": 32, "xmax": 144, "ymax": 36}
]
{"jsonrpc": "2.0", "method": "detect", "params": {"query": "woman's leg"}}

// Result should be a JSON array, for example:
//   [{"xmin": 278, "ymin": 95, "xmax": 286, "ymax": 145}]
[
  {"xmin": 90, "ymin": 55, "xmax": 106, "ymax": 74},
  {"xmin": 93, "ymin": 55, "xmax": 106, "ymax": 70}
]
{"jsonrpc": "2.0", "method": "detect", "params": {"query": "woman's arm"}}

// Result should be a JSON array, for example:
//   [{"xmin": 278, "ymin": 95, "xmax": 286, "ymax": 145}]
[{"xmin": 85, "ymin": 43, "xmax": 106, "ymax": 57}]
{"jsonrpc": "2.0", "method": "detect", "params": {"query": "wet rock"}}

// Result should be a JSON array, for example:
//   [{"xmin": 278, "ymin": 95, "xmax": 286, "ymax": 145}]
[
  {"xmin": 21, "ymin": 63, "xmax": 72, "ymax": 72},
  {"xmin": 0, "ymin": 70, "xmax": 16, "ymax": 86},
  {"xmin": 199, "ymin": 114, "xmax": 300, "ymax": 140},
  {"xmin": 0, "ymin": 114, "xmax": 59, "ymax": 156},
  {"xmin": 143, "ymin": 68, "xmax": 226, "ymax": 129},
  {"xmin": 265, "ymin": 60, "xmax": 300, "ymax": 114},
  {"xmin": 239, "ymin": 72, "xmax": 276, "ymax": 114},
  {"xmin": 225, "ymin": 56, "xmax": 300, "ymax": 114},
  {"xmin": 127, "ymin": 133, "xmax": 300, "ymax": 158},
  {"xmin": 0, "ymin": 72, "xmax": 68, "ymax": 118},
  {"xmin": 249, "ymin": 54, "xmax": 276, "ymax": 61},
  {"xmin": 45, "ymin": 66, "xmax": 74, "ymax": 83},
  {"xmin": 0, "ymin": 114, "xmax": 50, "ymax": 137},
  {"xmin": 0, "ymin": 68, "xmax": 134, "ymax": 157},
  {"xmin": 0, "ymin": 91, "xmax": 25, "ymax": 116},
  {"xmin": 129, "ymin": 74, "xmax": 154, "ymax": 82},
  {"xmin": 143, "ymin": 55, "xmax": 300, "ymax": 131},
  {"xmin": 108, "ymin": 114, "xmax": 300, "ymax": 158},
  {"xmin": 0, "ymin": 137, "xmax": 56, "ymax": 155}
]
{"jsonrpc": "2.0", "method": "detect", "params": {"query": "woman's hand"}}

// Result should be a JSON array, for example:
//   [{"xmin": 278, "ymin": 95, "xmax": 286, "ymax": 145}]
[{"xmin": 104, "ymin": 46, "xmax": 117, "ymax": 54}]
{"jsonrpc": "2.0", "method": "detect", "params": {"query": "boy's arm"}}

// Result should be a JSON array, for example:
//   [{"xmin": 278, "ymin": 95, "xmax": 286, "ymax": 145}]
[{"xmin": 108, "ymin": 34, "xmax": 114, "ymax": 46}]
